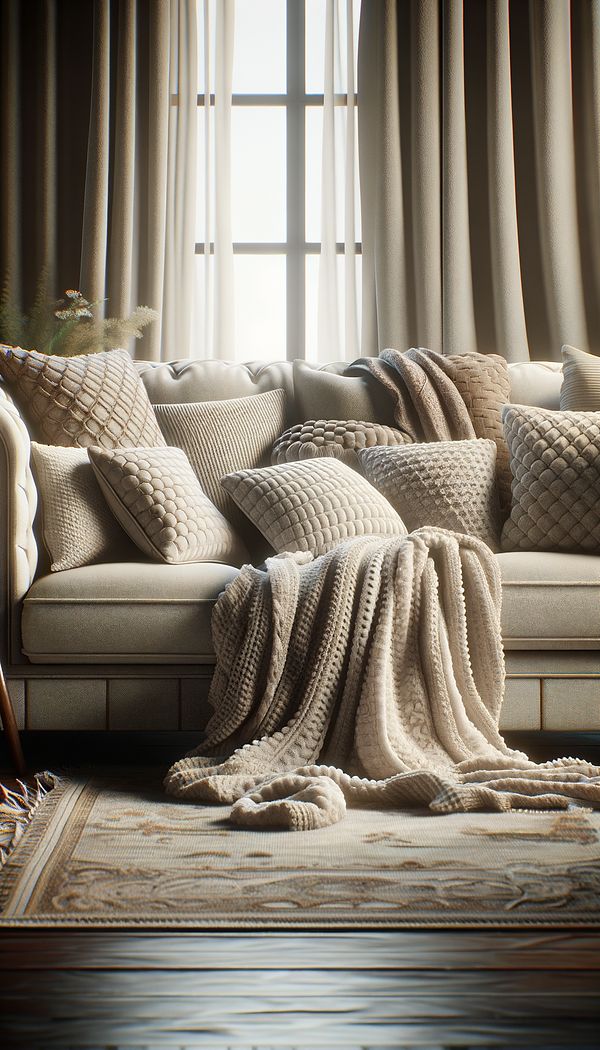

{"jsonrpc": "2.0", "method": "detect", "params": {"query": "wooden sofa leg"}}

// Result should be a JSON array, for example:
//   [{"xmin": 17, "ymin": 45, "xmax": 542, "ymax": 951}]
[{"xmin": 0, "ymin": 665, "xmax": 26, "ymax": 777}]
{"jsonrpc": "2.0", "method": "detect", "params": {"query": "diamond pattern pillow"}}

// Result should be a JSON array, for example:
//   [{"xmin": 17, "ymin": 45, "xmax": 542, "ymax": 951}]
[
  {"xmin": 221, "ymin": 458, "xmax": 407, "ymax": 557},
  {"xmin": 501, "ymin": 404, "xmax": 600, "ymax": 552},
  {"xmin": 272, "ymin": 419, "xmax": 409, "ymax": 469},
  {"xmin": 360, "ymin": 439, "xmax": 501, "ymax": 550},
  {"xmin": 0, "ymin": 346, "xmax": 165, "ymax": 449},
  {"xmin": 88, "ymin": 446, "xmax": 248, "ymax": 565}
]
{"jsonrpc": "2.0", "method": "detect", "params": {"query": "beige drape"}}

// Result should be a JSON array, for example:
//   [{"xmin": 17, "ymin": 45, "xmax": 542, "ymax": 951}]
[{"xmin": 358, "ymin": 0, "xmax": 600, "ymax": 361}]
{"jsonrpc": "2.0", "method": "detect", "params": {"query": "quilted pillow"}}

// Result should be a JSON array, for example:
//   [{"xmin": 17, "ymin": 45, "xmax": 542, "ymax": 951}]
[
  {"xmin": 154, "ymin": 390, "xmax": 286, "ymax": 542},
  {"xmin": 360, "ymin": 439, "xmax": 501, "ymax": 551},
  {"xmin": 221, "ymin": 458, "xmax": 407, "ymax": 557},
  {"xmin": 501, "ymin": 404, "xmax": 600, "ymax": 552},
  {"xmin": 560, "ymin": 344, "xmax": 600, "ymax": 411},
  {"xmin": 0, "ymin": 346, "xmax": 165, "ymax": 449},
  {"xmin": 88, "ymin": 446, "xmax": 248, "ymax": 565},
  {"xmin": 272, "ymin": 419, "xmax": 409, "ymax": 469},
  {"xmin": 30, "ymin": 443, "xmax": 135, "ymax": 572}
]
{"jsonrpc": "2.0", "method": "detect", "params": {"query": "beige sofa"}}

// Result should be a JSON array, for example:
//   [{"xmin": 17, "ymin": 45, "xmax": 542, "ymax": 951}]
[{"xmin": 0, "ymin": 356, "xmax": 597, "ymax": 735}]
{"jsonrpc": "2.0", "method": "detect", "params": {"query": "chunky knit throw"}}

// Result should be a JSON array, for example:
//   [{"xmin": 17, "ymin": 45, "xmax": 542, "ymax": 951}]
[{"xmin": 165, "ymin": 530, "xmax": 600, "ymax": 829}]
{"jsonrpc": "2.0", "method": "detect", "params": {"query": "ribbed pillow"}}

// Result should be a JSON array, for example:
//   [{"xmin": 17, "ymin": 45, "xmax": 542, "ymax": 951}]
[
  {"xmin": 360, "ymin": 439, "xmax": 501, "ymax": 551},
  {"xmin": 560, "ymin": 344, "xmax": 600, "ymax": 411},
  {"xmin": 0, "ymin": 346, "xmax": 165, "ymax": 449},
  {"xmin": 501, "ymin": 403, "xmax": 600, "ymax": 552},
  {"xmin": 272, "ymin": 419, "xmax": 409, "ymax": 469},
  {"xmin": 221, "ymin": 458, "xmax": 407, "ymax": 557},
  {"xmin": 88, "ymin": 446, "xmax": 248, "ymax": 566},
  {"xmin": 30, "ymin": 443, "xmax": 135, "ymax": 572},
  {"xmin": 155, "ymin": 390, "xmax": 286, "ymax": 541}
]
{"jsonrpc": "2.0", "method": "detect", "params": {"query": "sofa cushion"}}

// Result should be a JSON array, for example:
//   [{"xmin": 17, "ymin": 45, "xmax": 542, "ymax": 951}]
[
  {"xmin": 498, "ymin": 550, "xmax": 600, "ymax": 649},
  {"xmin": 21, "ymin": 562, "xmax": 239, "ymax": 663},
  {"xmin": 0, "ymin": 347, "xmax": 165, "ymax": 449},
  {"xmin": 88, "ymin": 445, "xmax": 247, "ymax": 566}
]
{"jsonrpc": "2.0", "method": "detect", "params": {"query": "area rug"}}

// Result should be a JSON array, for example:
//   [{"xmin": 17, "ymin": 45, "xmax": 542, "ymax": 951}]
[{"xmin": 0, "ymin": 771, "xmax": 599, "ymax": 928}]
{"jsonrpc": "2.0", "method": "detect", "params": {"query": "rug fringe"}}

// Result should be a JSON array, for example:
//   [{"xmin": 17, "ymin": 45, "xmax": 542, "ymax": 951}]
[{"xmin": 0, "ymin": 772, "xmax": 58, "ymax": 866}]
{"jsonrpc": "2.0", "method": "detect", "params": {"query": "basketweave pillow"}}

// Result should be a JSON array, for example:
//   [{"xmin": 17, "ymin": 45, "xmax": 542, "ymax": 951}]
[
  {"xmin": 501, "ymin": 404, "xmax": 600, "ymax": 552},
  {"xmin": 221, "ymin": 458, "xmax": 407, "ymax": 557},
  {"xmin": 272, "ymin": 419, "xmax": 409, "ymax": 469},
  {"xmin": 30, "ymin": 443, "xmax": 136, "ymax": 572},
  {"xmin": 0, "ymin": 346, "xmax": 165, "ymax": 449},
  {"xmin": 560, "ymin": 344, "xmax": 600, "ymax": 411},
  {"xmin": 88, "ymin": 445, "xmax": 248, "ymax": 566},
  {"xmin": 154, "ymin": 389, "xmax": 286, "ymax": 539},
  {"xmin": 359, "ymin": 439, "xmax": 502, "ymax": 551}
]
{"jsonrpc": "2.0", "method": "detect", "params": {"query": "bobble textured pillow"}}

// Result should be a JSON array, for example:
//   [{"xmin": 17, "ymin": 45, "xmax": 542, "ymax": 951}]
[
  {"xmin": 88, "ymin": 445, "xmax": 248, "ymax": 566},
  {"xmin": 221, "ymin": 458, "xmax": 407, "ymax": 557}
]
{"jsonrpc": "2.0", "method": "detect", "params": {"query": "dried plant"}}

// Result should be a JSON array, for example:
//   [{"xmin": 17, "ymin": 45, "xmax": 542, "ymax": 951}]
[{"xmin": 0, "ymin": 272, "xmax": 158, "ymax": 357}]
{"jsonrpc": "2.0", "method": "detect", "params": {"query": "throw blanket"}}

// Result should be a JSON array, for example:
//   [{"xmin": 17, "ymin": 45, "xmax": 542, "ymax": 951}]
[{"xmin": 165, "ymin": 530, "xmax": 600, "ymax": 829}]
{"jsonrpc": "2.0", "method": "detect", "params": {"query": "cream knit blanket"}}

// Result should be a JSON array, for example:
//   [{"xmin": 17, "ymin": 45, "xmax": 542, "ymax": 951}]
[{"xmin": 165, "ymin": 530, "xmax": 600, "ymax": 829}]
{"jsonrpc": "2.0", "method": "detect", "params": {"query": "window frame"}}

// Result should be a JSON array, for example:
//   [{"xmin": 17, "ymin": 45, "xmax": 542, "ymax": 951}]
[{"xmin": 194, "ymin": 0, "xmax": 361, "ymax": 361}]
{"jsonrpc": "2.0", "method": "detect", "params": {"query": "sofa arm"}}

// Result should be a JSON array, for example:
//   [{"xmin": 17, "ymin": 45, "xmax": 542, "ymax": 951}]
[{"xmin": 0, "ymin": 387, "xmax": 38, "ymax": 664}]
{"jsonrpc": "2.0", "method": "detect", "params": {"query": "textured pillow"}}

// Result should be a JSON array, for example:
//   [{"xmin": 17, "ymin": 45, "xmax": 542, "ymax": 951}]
[
  {"xmin": 560, "ymin": 344, "xmax": 600, "ymax": 411},
  {"xmin": 154, "ymin": 389, "xmax": 286, "ymax": 537},
  {"xmin": 501, "ymin": 404, "xmax": 600, "ymax": 552},
  {"xmin": 293, "ymin": 360, "xmax": 397, "ymax": 426},
  {"xmin": 0, "ymin": 346, "xmax": 165, "ymax": 449},
  {"xmin": 360, "ymin": 439, "xmax": 501, "ymax": 551},
  {"xmin": 272, "ymin": 419, "xmax": 409, "ymax": 469},
  {"xmin": 221, "ymin": 458, "xmax": 407, "ymax": 557},
  {"xmin": 88, "ymin": 445, "xmax": 248, "ymax": 565},
  {"xmin": 30, "ymin": 443, "xmax": 135, "ymax": 572}
]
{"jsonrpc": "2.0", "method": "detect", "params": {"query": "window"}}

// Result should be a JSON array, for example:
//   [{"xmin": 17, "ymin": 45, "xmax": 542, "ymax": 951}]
[{"xmin": 195, "ymin": 0, "xmax": 362, "ymax": 361}]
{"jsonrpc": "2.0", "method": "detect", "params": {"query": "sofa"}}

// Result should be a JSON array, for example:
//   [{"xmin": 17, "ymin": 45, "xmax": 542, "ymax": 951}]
[{"xmin": 0, "ymin": 355, "xmax": 597, "ymax": 735}]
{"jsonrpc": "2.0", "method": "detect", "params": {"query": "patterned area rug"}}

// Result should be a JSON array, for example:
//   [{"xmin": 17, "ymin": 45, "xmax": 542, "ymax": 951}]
[{"xmin": 1, "ymin": 771, "xmax": 599, "ymax": 928}]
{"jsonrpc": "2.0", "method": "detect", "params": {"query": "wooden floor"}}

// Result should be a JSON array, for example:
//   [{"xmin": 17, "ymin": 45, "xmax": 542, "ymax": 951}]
[{"xmin": 1, "ymin": 732, "xmax": 599, "ymax": 1049}]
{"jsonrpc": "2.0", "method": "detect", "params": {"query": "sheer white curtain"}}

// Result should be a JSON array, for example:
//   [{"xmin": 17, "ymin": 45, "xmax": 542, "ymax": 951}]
[
  {"xmin": 317, "ymin": 0, "xmax": 361, "ymax": 362},
  {"xmin": 195, "ymin": 0, "xmax": 235, "ymax": 359}
]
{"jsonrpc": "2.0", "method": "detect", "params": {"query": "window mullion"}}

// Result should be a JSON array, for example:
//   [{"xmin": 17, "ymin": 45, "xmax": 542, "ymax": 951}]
[{"xmin": 286, "ymin": 0, "xmax": 305, "ymax": 361}]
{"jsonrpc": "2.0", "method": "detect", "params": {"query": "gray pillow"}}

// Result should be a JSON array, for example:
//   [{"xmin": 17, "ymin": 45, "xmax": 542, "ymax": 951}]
[
  {"xmin": 501, "ymin": 403, "xmax": 600, "ymax": 552},
  {"xmin": 360, "ymin": 439, "xmax": 502, "ymax": 551},
  {"xmin": 221, "ymin": 458, "xmax": 407, "ymax": 557},
  {"xmin": 293, "ymin": 361, "xmax": 396, "ymax": 426},
  {"xmin": 30, "ymin": 443, "xmax": 135, "ymax": 572},
  {"xmin": 88, "ymin": 445, "xmax": 248, "ymax": 566}
]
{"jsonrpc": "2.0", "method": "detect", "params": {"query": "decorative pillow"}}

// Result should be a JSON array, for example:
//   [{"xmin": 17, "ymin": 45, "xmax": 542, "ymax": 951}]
[
  {"xmin": 272, "ymin": 419, "xmax": 409, "ymax": 469},
  {"xmin": 88, "ymin": 446, "xmax": 248, "ymax": 565},
  {"xmin": 30, "ymin": 443, "xmax": 135, "ymax": 572},
  {"xmin": 501, "ymin": 404, "xmax": 600, "ymax": 552},
  {"xmin": 154, "ymin": 389, "xmax": 286, "ymax": 539},
  {"xmin": 360, "ymin": 439, "xmax": 501, "ymax": 551},
  {"xmin": 560, "ymin": 344, "xmax": 600, "ymax": 411},
  {"xmin": 0, "ymin": 346, "xmax": 165, "ymax": 450},
  {"xmin": 293, "ymin": 360, "xmax": 397, "ymax": 427},
  {"xmin": 221, "ymin": 458, "xmax": 407, "ymax": 557}
]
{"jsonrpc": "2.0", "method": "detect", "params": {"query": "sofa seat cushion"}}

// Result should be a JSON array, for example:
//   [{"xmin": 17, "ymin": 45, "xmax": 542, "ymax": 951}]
[
  {"xmin": 498, "ymin": 550, "xmax": 600, "ymax": 649},
  {"xmin": 21, "ymin": 562, "xmax": 239, "ymax": 664}
]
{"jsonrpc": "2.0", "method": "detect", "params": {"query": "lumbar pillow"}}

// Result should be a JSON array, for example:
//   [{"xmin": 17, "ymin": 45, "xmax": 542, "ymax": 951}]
[
  {"xmin": 0, "ymin": 346, "xmax": 165, "ymax": 449},
  {"xmin": 272, "ymin": 419, "xmax": 408, "ymax": 469},
  {"xmin": 88, "ymin": 445, "xmax": 248, "ymax": 565},
  {"xmin": 154, "ymin": 390, "xmax": 286, "ymax": 540},
  {"xmin": 221, "ymin": 458, "xmax": 407, "ymax": 556},
  {"xmin": 359, "ymin": 439, "xmax": 501, "ymax": 550},
  {"xmin": 501, "ymin": 403, "xmax": 600, "ymax": 551},
  {"xmin": 30, "ymin": 443, "xmax": 135, "ymax": 572},
  {"xmin": 560, "ymin": 344, "xmax": 600, "ymax": 411}
]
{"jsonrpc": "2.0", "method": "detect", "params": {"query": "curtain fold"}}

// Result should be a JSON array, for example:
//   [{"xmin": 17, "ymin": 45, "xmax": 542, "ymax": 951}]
[{"xmin": 358, "ymin": 0, "xmax": 600, "ymax": 361}]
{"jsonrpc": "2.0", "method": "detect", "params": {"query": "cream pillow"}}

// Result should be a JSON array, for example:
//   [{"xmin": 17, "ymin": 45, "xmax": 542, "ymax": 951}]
[
  {"xmin": 88, "ymin": 446, "xmax": 248, "ymax": 565},
  {"xmin": 560, "ymin": 344, "xmax": 600, "ymax": 411},
  {"xmin": 154, "ymin": 390, "xmax": 286, "ymax": 542},
  {"xmin": 30, "ymin": 443, "xmax": 134, "ymax": 572},
  {"xmin": 272, "ymin": 419, "xmax": 408, "ymax": 469},
  {"xmin": 501, "ymin": 403, "xmax": 600, "ymax": 552},
  {"xmin": 0, "ymin": 346, "xmax": 165, "ymax": 449},
  {"xmin": 221, "ymin": 458, "xmax": 407, "ymax": 557},
  {"xmin": 360, "ymin": 439, "xmax": 501, "ymax": 551}
]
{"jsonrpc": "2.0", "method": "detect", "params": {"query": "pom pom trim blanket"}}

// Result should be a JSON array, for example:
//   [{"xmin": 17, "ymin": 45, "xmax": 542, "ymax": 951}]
[{"xmin": 165, "ymin": 530, "xmax": 600, "ymax": 829}]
